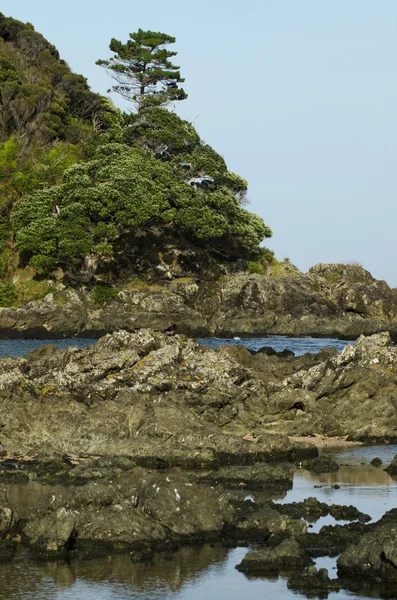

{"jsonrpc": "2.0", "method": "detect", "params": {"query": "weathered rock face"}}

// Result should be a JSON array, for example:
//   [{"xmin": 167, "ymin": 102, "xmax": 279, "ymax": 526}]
[
  {"xmin": 260, "ymin": 332, "xmax": 397, "ymax": 441},
  {"xmin": 0, "ymin": 329, "xmax": 317, "ymax": 465},
  {"xmin": 1, "ymin": 263, "xmax": 397, "ymax": 338},
  {"xmin": 0, "ymin": 329, "xmax": 396, "ymax": 465}
]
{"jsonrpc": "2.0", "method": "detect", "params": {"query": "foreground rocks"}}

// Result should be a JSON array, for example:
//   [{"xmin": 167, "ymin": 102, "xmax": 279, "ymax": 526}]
[
  {"xmin": 0, "ymin": 328, "xmax": 396, "ymax": 466},
  {"xmin": 1, "ymin": 263, "xmax": 397, "ymax": 339},
  {"xmin": 0, "ymin": 328, "xmax": 320, "ymax": 464}
]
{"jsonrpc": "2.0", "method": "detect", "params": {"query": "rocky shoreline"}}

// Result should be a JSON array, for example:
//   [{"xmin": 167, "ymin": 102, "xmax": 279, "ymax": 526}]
[{"xmin": 2, "ymin": 263, "xmax": 397, "ymax": 339}]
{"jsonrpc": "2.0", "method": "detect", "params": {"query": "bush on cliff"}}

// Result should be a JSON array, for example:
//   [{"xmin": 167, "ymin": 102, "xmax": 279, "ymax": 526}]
[{"xmin": 12, "ymin": 142, "xmax": 271, "ymax": 273}]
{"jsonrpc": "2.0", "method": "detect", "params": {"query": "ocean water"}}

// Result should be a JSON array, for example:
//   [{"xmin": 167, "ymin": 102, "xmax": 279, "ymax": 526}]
[{"xmin": 0, "ymin": 336, "xmax": 350, "ymax": 359}]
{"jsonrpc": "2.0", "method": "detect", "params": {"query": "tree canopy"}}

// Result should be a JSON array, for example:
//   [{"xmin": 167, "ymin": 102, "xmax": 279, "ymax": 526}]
[
  {"xmin": 97, "ymin": 29, "xmax": 187, "ymax": 112},
  {"xmin": 12, "ymin": 142, "xmax": 271, "ymax": 274}
]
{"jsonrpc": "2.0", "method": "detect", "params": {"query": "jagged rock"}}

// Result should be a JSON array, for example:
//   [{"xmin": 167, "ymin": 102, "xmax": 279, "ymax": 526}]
[
  {"xmin": 0, "ymin": 328, "xmax": 317, "ymax": 465},
  {"xmin": 1, "ymin": 328, "xmax": 397, "ymax": 465},
  {"xmin": 301, "ymin": 522, "xmax": 368, "ymax": 557},
  {"xmin": 235, "ymin": 537, "xmax": 312, "ymax": 573},
  {"xmin": 233, "ymin": 504, "xmax": 307, "ymax": 541}
]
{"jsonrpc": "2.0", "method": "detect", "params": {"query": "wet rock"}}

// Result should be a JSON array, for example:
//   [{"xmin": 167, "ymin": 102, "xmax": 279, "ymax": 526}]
[
  {"xmin": 273, "ymin": 497, "xmax": 370, "ymax": 523},
  {"xmin": 235, "ymin": 537, "xmax": 312, "ymax": 573},
  {"xmin": 302, "ymin": 455, "xmax": 340, "ymax": 474},
  {"xmin": 301, "ymin": 522, "xmax": 367, "ymax": 557},
  {"xmin": 192, "ymin": 464, "xmax": 293, "ymax": 492},
  {"xmin": 233, "ymin": 504, "xmax": 307, "ymax": 541},
  {"xmin": 370, "ymin": 457, "xmax": 382, "ymax": 467},
  {"xmin": 384, "ymin": 455, "xmax": 397, "ymax": 474},
  {"xmin": 21, "ymin": 469, "xmax": 235, "ymax": 559},
  {"xmin": 337, "ymin": 513, "xmax": 397, "ymax": 582},
  {"xmin": 287, "ymin": 565, "xmax": 341, "ymax": 594}
]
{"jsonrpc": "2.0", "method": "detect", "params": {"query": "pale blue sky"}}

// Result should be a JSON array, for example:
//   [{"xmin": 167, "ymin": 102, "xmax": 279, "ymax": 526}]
[{"xmin": 2, "ymin": 1, "xmax": 397, "ymax": 284}]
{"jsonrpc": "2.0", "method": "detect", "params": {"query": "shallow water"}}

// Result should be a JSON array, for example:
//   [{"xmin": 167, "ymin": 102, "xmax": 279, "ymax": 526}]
[
  {"xmin": 0, "ymin": 335, "xmax": 350, "ymax": 359},
  {"xmin": 1, "ymin": 445, "xmax": 396, "ymax": 600}
]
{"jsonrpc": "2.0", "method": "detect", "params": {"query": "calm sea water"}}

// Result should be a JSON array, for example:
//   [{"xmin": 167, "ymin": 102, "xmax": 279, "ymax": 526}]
[
  {"xmin": 0, "ymin": 336, "xmax": 350, "ymax": 359},
  {"xmin": 0, "ymin": 445, "xmax": 396, "ymax": 600}
]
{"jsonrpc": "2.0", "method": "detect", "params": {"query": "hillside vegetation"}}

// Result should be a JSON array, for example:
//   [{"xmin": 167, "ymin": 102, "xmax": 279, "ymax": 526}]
[{"xmin": 0, "ymin": 13, "xmax": 272, "ymax": 303}]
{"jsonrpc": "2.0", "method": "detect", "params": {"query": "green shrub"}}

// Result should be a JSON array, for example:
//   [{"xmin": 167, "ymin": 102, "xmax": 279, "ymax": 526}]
[
  {"xmin": 0, "ymin": 280, "xmax": 18, "ymax": 307},
  {"xmin": 248, "ymin": 261, "xmax": 263, "ymax": 274},
  {"xmin": 91, "ymin": 282, "xmax": 118, "ymax": 306},
  {"xmin": 12, "ymin": 143, "xmax": 271, "ymax": 273},
  {"xmin": 259, "ymin": 247, "xmax": 276, "ymax": 265}
]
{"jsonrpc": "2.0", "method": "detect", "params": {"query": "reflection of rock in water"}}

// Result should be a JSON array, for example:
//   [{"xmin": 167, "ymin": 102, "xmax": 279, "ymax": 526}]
[
  {"xmin": 41, "ymin": 561, "xmax": 76, "ymax": 588},
  {"xmin": 297, "ymin": 465, "xmax": 393, "ymax": 487},
  {"xmin": 0, "ymin": 545, "xmax": 230, "ymax": 598},
  {"xmin": 72, "ymin": 545, "xmax": 229, "ymax": 592}
]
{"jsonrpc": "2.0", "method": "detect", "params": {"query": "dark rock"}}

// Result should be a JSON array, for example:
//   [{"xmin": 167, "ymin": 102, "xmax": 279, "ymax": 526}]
[
  {"xmin": 0, "ymin": 540, "xmax": 17, "ymax": 563},
  {"xmin": 338, "ymin": 520, "xmax": 397, "ymax": 582},
  {"xmin": 303, "ymin": 455, "xmax": 340, "ymax": 474},
  {"xmin": 370, "ymin": 457, "xmax": 382, "ymax": 467},
  {"xmin": 384, "ymin": 455, "xmax": 397, "ymax": 473},
  {"xmin": 287, "ymin": 565, "xmax": 341, "ymax": 594},
  {"xmin": 21, "ymin": 469, "xmax": 235, "ymax": 560},
  {"xmin": 193, "ymin": 464, "xmax": 293, "ymax": 492},
  {"xmin": 301, "ymin": 522, "xmax": 367, "ymax": 557},
  {"xmin": 273, "ymin": 497, "xmax": 370, "ymax": 523},
  {"xmin": 236, "ymin": 537, "xmax": 312, "ymax": 573}
]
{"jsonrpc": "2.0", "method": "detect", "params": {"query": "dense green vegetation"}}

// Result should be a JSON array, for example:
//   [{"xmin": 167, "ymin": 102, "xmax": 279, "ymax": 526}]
[{"xmin": 0, "ymin": 14, "xmax": 272, "ymax": 302}]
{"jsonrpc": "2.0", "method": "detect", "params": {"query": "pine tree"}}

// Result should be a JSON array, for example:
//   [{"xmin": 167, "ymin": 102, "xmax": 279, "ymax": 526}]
[{"xmin": 97, "ymin": 29, "xmax": 187, "ymax": 113}]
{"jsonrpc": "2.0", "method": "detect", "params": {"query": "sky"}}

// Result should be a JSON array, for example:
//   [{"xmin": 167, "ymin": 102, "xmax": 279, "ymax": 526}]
[{"xmin": 2, "ymin": 1, "xmax": 397, "ymax": 284}]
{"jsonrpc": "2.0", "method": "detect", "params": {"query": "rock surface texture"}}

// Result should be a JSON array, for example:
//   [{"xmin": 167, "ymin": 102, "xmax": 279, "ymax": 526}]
[
  {"xmin": 1, "ymin": 263, "xmax": 397, "ymax": 338},
  {"xmin": 0, "ymin": 329, "xmax": 396, "ymax": 465}
]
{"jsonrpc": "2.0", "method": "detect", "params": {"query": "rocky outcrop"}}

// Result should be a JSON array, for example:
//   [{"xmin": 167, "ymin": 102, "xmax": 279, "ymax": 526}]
[
  {"xmin": 1, "ymin": 263, "xmax": 397, "ymax": 339},
  {"xmin": 0, "ymin": 328, "xmax": 317, "ymax": 465},
  {"xmin": 0, "ymin": 329, "xmax": 396, "ymax": 466}
]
